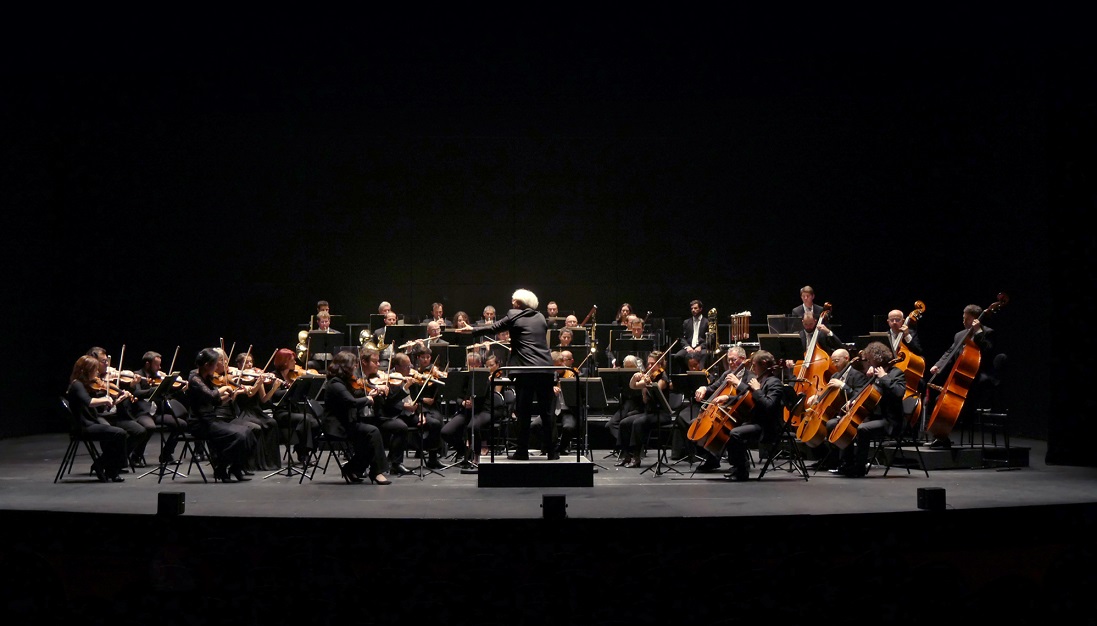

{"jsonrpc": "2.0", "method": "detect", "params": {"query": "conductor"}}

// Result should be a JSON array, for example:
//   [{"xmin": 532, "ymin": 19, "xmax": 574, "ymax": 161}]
[{"xmin": 458, "ymin": 288, "xmax": 558, "ymax": 460}]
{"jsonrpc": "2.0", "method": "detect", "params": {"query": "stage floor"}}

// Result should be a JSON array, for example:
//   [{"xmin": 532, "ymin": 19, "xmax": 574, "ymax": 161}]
[
  {"xmin": 2, "ymin": 433, "xmax": 1094, "ymax": 519},
  {"xmin": 3, "ymin": 433, "xmax": 1097, "ymax": 623}
]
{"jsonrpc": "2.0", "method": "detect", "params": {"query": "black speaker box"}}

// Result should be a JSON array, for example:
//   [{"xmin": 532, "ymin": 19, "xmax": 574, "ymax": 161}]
[
  {"xmin": 917, "ymin": 487, "xmax": 945, "ymax": 511},
  {"xmin": 158, "ymin": 491, "xmax": 185, "ymax": 516}
]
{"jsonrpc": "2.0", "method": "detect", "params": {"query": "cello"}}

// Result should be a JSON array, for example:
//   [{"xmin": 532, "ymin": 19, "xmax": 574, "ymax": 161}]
[
  {"xmin": 925, "ymin": 293, "xmax": 1008, "ymax": 439},
  {"xmin": 687, "ymin": 358, "xmax": 749, "ymax": 455},
  {"xmin": 827, "ymin": 353, "xmax": 902, "ymax": 449},
  {"xmin": 796, "ymin": 354, "xmax": 863, "ymax": 447}
]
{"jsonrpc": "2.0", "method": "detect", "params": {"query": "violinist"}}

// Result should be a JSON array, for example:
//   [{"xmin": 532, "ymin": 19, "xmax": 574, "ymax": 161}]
[
  {"xmin": 552, "ymin": 350, "xmax": 580, "ymax": 455},
  {"xmin": 86, "ymin": 347, "xmax": 149, "ymax": 471},
  {"xmin": 617, "ymin": 350, "xmax": 671, "ymax": 468},
  {"xmin": 403, "ymin": 348, "xmax": 446, "ymax": 469},
  {"xmin": 807, "ymin": 348, "xmax": 868, "ymax": 471},
  {"xmin": 456, "ymin": 289, "xmax": 557, "ymax": 461},
  {"xmin": 185, "ymin": 348, "xmax": 257, "ymax": 482},
  {"xmin": 440, "ymin": 350, "xmax": 496, "ymax": 462},
  {"xmin": 129, "ymin": 350, "xmax": 187, "ymax": 465},
  {"xmin": 322, "ymin": 350, "xmax": 391, "ymax": 484},
  {"xmin": 377, "ymin": 352, "xmax": 442, "ymax": 473},
  {"xmin": 925, "ymin": 303, "xmax": 995, "ymax": 449},
  {"xmin": 834, "ymin": 341, "xmax": 905, "ymax": 477},
  {"xmin": 268, "ymin": 348, "xmax": 318, "ymax": 466},
  {"xmin": 723, "ymin": 349, "xmax": 785, "ymax": 481},
  {"xmin": 231, "ymin": 352, "xmax": 282, "ymax": 471},
  {"xmin": 360, "ymin": 350, "xmax": 412, "ymax": 476},
  {"xmin": 65, "ymin": 355, "xmax": 130, "ymax": 481},
  {"xmin": 605, "ymin": 354, "xmax": 643, "ymax": 458},
  {"xmin": 691, "ymin": 346, "xmax": 752, "ymax": 472}
]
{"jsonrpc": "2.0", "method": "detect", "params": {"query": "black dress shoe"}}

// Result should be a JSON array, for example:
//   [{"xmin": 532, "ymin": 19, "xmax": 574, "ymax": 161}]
[
  {"xmin": 546, "ymin": 451, "xmax": 560, "ymax": 461},
  {"xmin": 391, "ymin": 463, "xmax": 412, "ymax": 476},
  {"xmin": 425, "ymin": 456, "xmax": 444, "ymax": 470},
  {"xmin": 614, "ymin": 455, "xmax": 631, "ymax": 467},
  {"xmin": 159, "ymin": 452, "xmax": 175, "ymax": 464},
  {"xmin": 927, "ymin": 438, "xmax": 952, "ymax": 449},
  {"xmin": 697, "ymin": 461, "xmax": 720, "ymax": 473},
  {"xmin": 109, "ymin": 474, "xmax": 125, "ymax": 483},
  {"xmin": 213, "ymin": 466, "xmax": 234, "ymax": 483},
  {"xmin": 130, "ymin": 456, "xmax": 148, "ymax": 468},
  {"xmin": 230, "ymin": 466, "xmax": 252, "ymax": 481},
  {"xmin": 508, "ymin": 452, "xmax": 530, "ymax": 461},
  {"xmin": 725, "ymin": 469, "xmax": 749, "ymax": 481}
]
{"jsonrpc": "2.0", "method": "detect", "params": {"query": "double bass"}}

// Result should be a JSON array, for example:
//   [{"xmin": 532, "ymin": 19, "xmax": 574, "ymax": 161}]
[
  {"xmin": 893, "ymin": 300, "xmax": 927, "ymax": 425},
  {"xmin": 925, "ymin": 293, "xmax": 1008, "ymax": 439},
  {"xmin": 790, "ymin": 302, "xmax": 836, "ymax": 426}
]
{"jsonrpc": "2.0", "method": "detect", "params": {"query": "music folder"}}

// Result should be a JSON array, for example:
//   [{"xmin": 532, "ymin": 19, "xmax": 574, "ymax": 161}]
[{"xmin": 307, "ymin": 330, "xmax": 343, "ymax": 357}]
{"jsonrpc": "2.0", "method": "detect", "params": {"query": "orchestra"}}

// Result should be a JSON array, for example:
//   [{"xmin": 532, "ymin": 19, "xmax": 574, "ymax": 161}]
[{"xmin": 60, "ymin": 290, "xmax": 1006, "ymax": 484}]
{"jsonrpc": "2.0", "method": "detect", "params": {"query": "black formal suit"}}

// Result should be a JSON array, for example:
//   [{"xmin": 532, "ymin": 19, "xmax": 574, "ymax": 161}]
[
  {"xmin": 674, "ymin": 315, "xmax": 710, "ymax": 373},
  {"xmin": 799, "ymin": 327, "xmax": 844, "ymax": 355},
  {"xmin": 724, "ymin": 374, "xmax": 785, "ymax": 479},
  {"xmin": 929, "ymin": 324, "xmax": 995, "ymax": 440},
  {"xmin": 693, "ymin": 365, "xmax": 754, "ymax": 466},
  {"xmin": 469, "ymin": 307, "xmax": 555, "ymax": 457},
  {"xmin": 886, "ymin": 328, "xmax": 924, "ymax": 357},
  {"xmin": 791, "ymin": 304, "xmax": 826, "ymax": 319},
  {"xmin": 838, "ymin": 365, "xmax": 906, "ymax": 476}
]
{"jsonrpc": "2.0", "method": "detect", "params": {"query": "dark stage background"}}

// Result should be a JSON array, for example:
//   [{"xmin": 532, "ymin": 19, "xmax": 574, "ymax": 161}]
[{"xmin": 4, "ymin": 14, "xmax": 1088, "ymax": 462}]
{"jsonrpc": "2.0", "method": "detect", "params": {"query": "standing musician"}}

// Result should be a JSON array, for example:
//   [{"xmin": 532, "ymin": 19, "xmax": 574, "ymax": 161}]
[
  {"xmin": 806, "ymin": 348, "xmax": 868, "ymax": 470},
  {"xmin": 691, "ymin": 345, "xmax": 752, "ymax": 472},
  {"xmin": 885, "ymin": 309, "xmax": 924, "ymax": 357},
  {"xmin": 185, "ymin": 347, "xmax": 257, "ymax": 482},
  {"xmin": 674, "ymin": 299, "xmax": 710, "ymax": 374},
  {"xmin": 723, "ymin": 349, "xmax": 786, "ymax": 481},
  {"xmin": 834, "ymin": 341, "xmax": 906, "ymax": 477},
  {"xmin": 65, "ymin": 355, "xmax": 131, "ymax": 482},
  {"xmin": 925, "ymin": 303, "xmax": 995, "ymax": 449},
  {"xmin": 457, "ymin": 288, "xmax": 558, "ymax": 461},
  {"xmin": 322, "ymin": 349, "xmax": 391, "ymax": 484},
  {"xmin": 616, "ymin": 350, "xmax": 671, "ymax": 468},
  {"xmin": 129, "ymin": 350, "xmax": 188, "ymax": 465},
  {"xmin": 791, "ymin": 285, "xmax": 825, "ymax": 320},
  {"xmin": 86, "ymin": 347, "xmax": 150, "ymax": 471}
]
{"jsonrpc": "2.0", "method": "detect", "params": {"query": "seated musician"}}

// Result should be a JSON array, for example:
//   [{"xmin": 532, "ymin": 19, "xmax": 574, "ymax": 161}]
[
  {"xmin": 307, "ymin": 311, "xmax": 340, "ymax": 372},
  {"xmin": 232, "ymin": 352, "xmax": 282, "ymax": 472},
  {"xmin": 440, "ymin": 351, "xmax": 500, "ymax": 461},
  {"xmin": 129, "ymin": 350, "xmax": 188, "ymax": 465},
  {"xmin": 66, "ymin": 354, "xmax": 131, "ymax": 482},
  {"xmin": 800, "ymin": 312, "xmax": 843, "ymax": 354},
  {"xmin": 372, "ymin": 310, "xmax": 398, "ymax": 369},
  {"xmin": 86, "ymin": 347, "xmax": 150, "ymax": 471},
  {"xmin": 322, "ymin": 349, "xmax": 390, "ymax": 484},
  {"xmin": 605, "ymin": 354, "xmax": 643, "ymax": 457},
  {"xmin": 835, "ymin": 341, "xmax": 905, "ymax": 477},
  {"xmin": 186, "ymin": 347, "xmax": 257, "ymax": 482},
  {"xmin": 394, "ymin": 348, "xmax": 445, "ymax": 470},
  {"xmin": 267, "ymin": 347, "xmax": 318, "ymax": 466},
  {"xmin": 423, "ymin": 302, "xmax": 452, "ymax": 327},
  {"xmin": 807, "ymin": 348, "xmax": 869, "ymax": 471},
  {"xmin": 885, "ymin": 309, "xmax": 924, "ymax": 357},
  {"xmin": 555, "ymin": 350, "xmax": 580, "ymax": 455},
  {"xmin": 616, "ymin": 351, "xmax": 671, "ymax": 468},
  {"xmin": 608, "ymin": 314, "xmax": 651, "ymax": 367},
  {"xmin": 673, "ymin": 299, "xmax": 710, "ymax": 375},
  {"xmin": 691, "ymin": 345, "xmax": 752, "ymax": 472},
  {"xmin": 366, "ymin": 353, "xmax": 413, "ymax": 476},
  {"xmin": 479, "ymin": 305, "xmax": 497, "ymax": 324},
  {"xmin": 723, "ymin": 349, "xmax": 786, "ymax": 481},
  {"xmin": 545, "ymin": 301, "xmax": 563, "ymax": 329}
]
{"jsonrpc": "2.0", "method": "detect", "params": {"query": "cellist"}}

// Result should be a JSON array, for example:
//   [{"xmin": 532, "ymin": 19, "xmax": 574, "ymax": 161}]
[
  {"xmin": 834, "ymin": 341, "xmax": 906, "ymax": 478},
  {"xmin": 925, "ymin": 303, "xmax": 995, "ymax": 449},
  {"xmin": 691, "ymin": 345, "xmax": 752, "ymax": 473}
]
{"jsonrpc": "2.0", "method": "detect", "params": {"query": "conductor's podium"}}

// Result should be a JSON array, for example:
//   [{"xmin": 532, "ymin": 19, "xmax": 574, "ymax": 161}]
[{"xmin": 478, "ymin": 454, "xmax": 595, "ymax": 488}]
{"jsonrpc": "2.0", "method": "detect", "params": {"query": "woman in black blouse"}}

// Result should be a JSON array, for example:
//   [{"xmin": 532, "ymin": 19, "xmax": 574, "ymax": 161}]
[
  {"xmin": 185, "ymin": 348, "xmax": 257, "ymax": 482},
  {"xmin": 323, "ymin": 350, "xmax": 391, "ymax": 485},
  {"xmin": 65, "ymin": 355, "xmax": 131, "ymax": 482}
]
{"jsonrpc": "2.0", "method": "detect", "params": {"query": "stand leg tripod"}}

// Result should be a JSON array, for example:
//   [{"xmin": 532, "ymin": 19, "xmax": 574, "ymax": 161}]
[
  {"xmin": 756, "ymin": 390, "xmax": 809, "ymax": 481},
  {"xmin": 264, "ymin": 407, "xmax": 311, "ymax": 480},
  {"xmin": 408, "ymin": 415, "xmax": 445, "ymax": 480},
  {"xmin": 640, "ymin": 388, "xmax": 681, "ymax": 476}
]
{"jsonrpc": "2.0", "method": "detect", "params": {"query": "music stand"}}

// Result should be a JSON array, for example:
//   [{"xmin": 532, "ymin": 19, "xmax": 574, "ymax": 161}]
[
  {"xmin": 670, "ymin": 372, "xmax": 709, "ymax": 463},
  {"xmin": 266, "ymin": 373, "xmax": 327, "ymax": 480},
  {"xmin": 613, "ymin": 337, "xmax": 654, "ymax": 366},
  {"xmin": 756, "ymin": 335, "xmax": 810, "ymax": 481},
  {"xmin": 369, "ymin": 314, "xmax": 388, "ymax": 332},
  {"xmin": 639, "ymin": 385, "xmax": 681, "ymax": 476},
  {"xmin": 307, "ymin": 331, "xmax": 343, "ymax": 372},
  {"xmin": 561, "ymin": 376, "xmax": 607, "ymax": 469},
  {"xmin": 439, "ymin": 368, "xmax": 491, "ymax": 473},
  {"xmin": 382, "ymin": 324, "xmax": 428, "ymax": 352},
  {"xmin": 855, "ymin": 333, "xmax": 889, "ymax": 353}
]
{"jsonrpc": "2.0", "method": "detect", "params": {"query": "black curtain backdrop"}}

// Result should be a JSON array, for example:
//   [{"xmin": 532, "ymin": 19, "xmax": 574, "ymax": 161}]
[{"xmin": 4, "ymin": 13, "xmax": 1088, "ymax": 462}]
